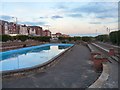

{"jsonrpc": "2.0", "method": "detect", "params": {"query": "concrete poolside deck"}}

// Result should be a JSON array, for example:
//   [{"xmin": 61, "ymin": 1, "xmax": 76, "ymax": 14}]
[{"xmin": 2, "ymin": 44, "xmax": 100, "ymax": 88}]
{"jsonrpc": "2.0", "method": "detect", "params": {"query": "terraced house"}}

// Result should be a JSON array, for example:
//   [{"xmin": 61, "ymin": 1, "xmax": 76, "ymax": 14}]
[
  {"xmin": 0, "ymin": 20, "xmax": 69, "ymax": 38},
  {"xmin": 19, "ymin": 25, "xmax": 28, "ymax": 35},
  {"xmin": 0, "ymin": 20, "xmax": 51, "ymax": 37},
  {"xmin": 28, "ymin": 26, "xmax": 43, "ymax": 36}
]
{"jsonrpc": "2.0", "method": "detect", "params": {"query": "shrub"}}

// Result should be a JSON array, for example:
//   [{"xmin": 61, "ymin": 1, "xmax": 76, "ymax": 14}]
[
  {"xmin": 82, "ymin": 36, "xmax": 92, "ymax": 42},
  {"xmin": 15, "ymin": 35, "xmax": 29, "ymax": 42},
  {"xmin": 109, "ymin": 30, "xmax": 120, "ymax": 45},
  {"xmin": 0, "ymin": 35, "xmax": 12, "ymax": 42},
  {"xmin": 95, "ymin": 34, "xmax": 109, "ymax": 42}
]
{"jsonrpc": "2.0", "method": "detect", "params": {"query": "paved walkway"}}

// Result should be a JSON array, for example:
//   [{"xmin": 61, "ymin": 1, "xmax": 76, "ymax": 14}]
[
  {"xmin": 102, "ymin": 57, "xmax": 118, "ymax": 88},
  {"xmin": 2, "ymin": 45, "xmax": 100, "ymax": 88}
]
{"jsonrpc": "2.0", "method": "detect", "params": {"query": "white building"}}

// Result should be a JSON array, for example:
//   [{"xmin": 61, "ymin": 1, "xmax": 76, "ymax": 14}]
[
  {"xmin": 51, "ymin": 34, "xmax": 58, "ymax": 40},
  {"xmin": 4, "ymin": 22, "xmax": 9, "ymax": 34},
  {"xmin": 19, "ymin": 25, "xmax": 28, "ymax": 35},
  {"xmin": 0, "ymin": 21, "xmax": 2, "ymax": 35},
  {"xmin": 28, "ymin": 27, "xmax": 36, "ymax": 36}
]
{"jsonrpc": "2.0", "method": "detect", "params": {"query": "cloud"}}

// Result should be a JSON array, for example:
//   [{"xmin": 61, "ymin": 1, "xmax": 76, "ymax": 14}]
[
  {"xmin": 19, "ymin": 21, "xmax": 47, "ymax": 26},
  {"xmin": 0, "ymin": 15, "xmax": 12, "ymax": 21},
  {"xmin": 67, "ymin": 2, "xmax": 118, "ymax": 20},
  {"xmin": 51, "ymin": 15, "xmax": 63, "ymax": 19},
  {"xmin": 67, "ymin": 13, "xmax": 82, "ymax": 18},
  {"xmin": 56, "ymin": 3, "xmax": 67, "ymax": 9},
  {"xmin": 96, "ymin": 14, "xmax": 117, "ymax": 19},
  {"xmin": 71, "ymin": 2, "xmax": 116, "ymax": 14},
  {"xmin": 53, "ymin": 2, "xmax": 68, "ymax": 10},
  {"xmin": 39, "ymin": 16, "xmax": 48, "ymax": 19},
  {"xmin": 89, "ymin": 22, "xmax": 101, "ymax": 24},
  {"xmin": 70, "ymin": 33, "xmax": 102, "ymax": 37},
  {"xmin": 40, "ymin": 15, "xmax": 64, "ymax": 20},
  {"xmin": 0, "ymin": 15, "xmax": 48, "ymax": 26},
  {"xmin": 57, "ymin": 5, "xmax": 67, "ymax": 9}
]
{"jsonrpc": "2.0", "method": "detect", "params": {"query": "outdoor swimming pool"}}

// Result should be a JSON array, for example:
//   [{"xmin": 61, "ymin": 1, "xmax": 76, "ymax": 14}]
[{"xmin": 0, "ymin": 44, "xmax": 73, "ymax": 72}]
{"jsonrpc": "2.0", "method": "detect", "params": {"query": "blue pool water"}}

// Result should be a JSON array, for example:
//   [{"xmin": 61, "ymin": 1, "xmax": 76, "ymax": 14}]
[{"xmin": 0, "ymin": 44, "xmax": 73, "ymax": 72}]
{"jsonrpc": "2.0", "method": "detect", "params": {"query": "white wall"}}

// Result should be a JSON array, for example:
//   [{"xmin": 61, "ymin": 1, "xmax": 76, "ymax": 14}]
[
  {"xmin": 29, "ymin": 28, "xmax": 36, "ymax": 35},
  {"xmin": 20, "ymin": 26, "xmax": 28, "ymax": 35},
  {"xmin": 4, "ymin": 23, "xmax": 9, "ymax": 34}
]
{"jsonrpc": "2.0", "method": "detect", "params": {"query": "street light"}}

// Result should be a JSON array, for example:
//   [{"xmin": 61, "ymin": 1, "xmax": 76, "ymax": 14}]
[
  {"xmin": 12, "ymin": 17, "xmax": 19, "ymax": 70},
  {"xmin": 44, "ymin": 25, "xmax": 50, "ymax": 30},
  {"xmin": 96, "ymin": 29, "xmax": 98, "ymax": 36},
  {"xmin": 103, "ymin": 26, "xmax": 109, "ymax": 34},
  {"xmin": 106, "ymin": 27, "xmax": 110, "ymax": 34},
  {"xmin": 12, "ymin": 17, "xmax": 17, "ymax": 24},
  {"xmin": 12, "ymin": 17, "xmax": 18, "ymax": 34}
]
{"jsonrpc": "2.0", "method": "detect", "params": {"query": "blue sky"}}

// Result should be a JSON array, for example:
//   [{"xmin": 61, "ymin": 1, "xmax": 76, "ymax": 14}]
[{"xmin": 0, "ymin": 1, "xmax": 118, "ymax": 36}]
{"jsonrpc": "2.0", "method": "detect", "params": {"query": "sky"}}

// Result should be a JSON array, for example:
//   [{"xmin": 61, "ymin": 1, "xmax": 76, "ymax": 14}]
[{"xmin": 0, "ymin": 0, "xmax": 119, "ymax": 36}]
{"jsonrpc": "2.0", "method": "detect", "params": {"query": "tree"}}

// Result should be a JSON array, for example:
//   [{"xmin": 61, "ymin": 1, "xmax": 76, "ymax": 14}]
[
  {"xmin": 15, "ymin": 35, "xmax": 29, "ymax": 42},
  {"xmin": 95, "ymin": 34, "xmax": 109, "ymax": 42},
  {"xmin": 109, "ymin": 30, "xmax": 120, "ymax": 45},
  {"xmin": 74, "ymin": 36, "xmax": 81, "ymax": 41},
  {"xmin": 32, "ymin": 36, "xmax": 51, "ymax": 42},
  {"xmin": 82, "ymin": 36, "xmax": 92, "ymax": 42},
  {"xmin": 0, "ymin": 35, "xmax": 12, "ymax": 42}
]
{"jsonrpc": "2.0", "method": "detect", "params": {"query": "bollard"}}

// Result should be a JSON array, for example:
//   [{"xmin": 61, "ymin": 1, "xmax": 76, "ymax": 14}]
[{"xmin": 109, "ymin": 48, "xmax": 115, "ymax": 56}]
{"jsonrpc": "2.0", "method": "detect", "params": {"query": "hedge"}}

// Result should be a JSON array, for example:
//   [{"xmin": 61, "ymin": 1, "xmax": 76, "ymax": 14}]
[{"xmin": 0, "ymin": 35, "xmax": 51, "ymax": 42}]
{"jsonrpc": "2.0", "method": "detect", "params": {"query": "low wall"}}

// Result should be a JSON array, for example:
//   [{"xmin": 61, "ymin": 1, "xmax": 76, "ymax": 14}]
[
  {"xmin": 87, "ymin": 43, "xmax": 109, "ymax": 88},
  {"xmin": 1, "ymin": 41, "xmax": 46, "ymax": 51},
  {"xmin": 92, "ymin": 43, "xmax": 119, "ymax": 63},
  {"xmin": 88, "ymin": 62, "xmax": 109, "ymax": 88}
]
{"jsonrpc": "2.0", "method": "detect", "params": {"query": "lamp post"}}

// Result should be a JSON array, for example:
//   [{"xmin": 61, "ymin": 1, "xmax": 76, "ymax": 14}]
[
  {"xmin": 12, "ymin": 17, "xmax": 19, "ymax": 69},
  {"xmin": 96, "ymin": 29, "xmax": 98, "ymax": 36},
  {"xmin": 12, "ymin": 17, "xmax": 17, "ymax": 24},
  {"xmin": 44, "ymin": 25, "xmax": 50, "ymax": 30},
  {"xmin": 103, "ymin": 26, "xmax": 109, "ymax": 35},
  {"xmin": 12, "ymin": 17, "xmax": 18, "ymax": 34},
  {"xmin": 106, "ymin": 27, "xmax": 110, "ymax": 35}
]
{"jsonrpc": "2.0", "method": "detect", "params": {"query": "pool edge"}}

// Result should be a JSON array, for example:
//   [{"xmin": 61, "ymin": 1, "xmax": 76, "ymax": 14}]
[{"xmin": 2, "ymin": 44, "xmax": 74, "ymax": 77}]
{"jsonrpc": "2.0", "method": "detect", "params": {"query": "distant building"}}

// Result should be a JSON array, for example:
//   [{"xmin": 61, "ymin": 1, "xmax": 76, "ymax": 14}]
[
  {"xmin": 51, "ymin": 34, "xmax": 57, "ymax": 38},
  {"xmin": 28, "ymin": 26, "xmax": 43, "ymax": 36},
  {"xmin": 28, "ymin": 26, "xmax": 36, "ymax": 36},
  {"xmin": 62, "ymin": 34, "xmax": 70, "ymax": 37},
  {"xmin": 0, "ymin": 20, "xmax": 3, "ymax": 35},
  {"xmin": 55, "ymin": 32, "xmax": 62, "ymax": 37},
  {"xmin": 0, "ymin": 20, "xmax": 55, "ymax": 37},
  {"xmin": 8, "ymin": 22, "xmax": 19, "ymax": 35},
  {"xmin": 0, "ymin": 20, "xmax": 20, "ymax": 35},
  {"xmin": 43, "ymin": 30, "xmax": 51, "ymax": 36},
  {"xmin": 4, "ymin": 22, "xmax": 9, "ymax": 34},
  {"xmin": 51, "ymin": 32, "xmax": 69, "ymax": 38},
  {"xmin": 19, "ymin": 25, "xmax": 28, "ymax": 35},
  {"xmin": 35, "ymin": 26, "xmax": 43, "ymax": 36},
  {"xmin": 51, "ymin": 34, "xmax": 58, "ymax": 40},
  {"xmin": 51, "ymin": 33, "xmax": 69, "ymax": 40},
  {"xmin": 8, "ymin": 22, "xmax": 14, "ymax": 34},
  {"xmin": 0, "ymin": 20, "xmax": 9, "ymax": 35}
]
